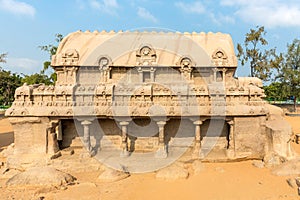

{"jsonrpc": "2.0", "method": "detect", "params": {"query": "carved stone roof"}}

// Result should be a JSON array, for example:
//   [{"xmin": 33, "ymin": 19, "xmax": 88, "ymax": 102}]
[{"xmin": 51, "ymin": 30, "xmax": 238, "ymax": 67}]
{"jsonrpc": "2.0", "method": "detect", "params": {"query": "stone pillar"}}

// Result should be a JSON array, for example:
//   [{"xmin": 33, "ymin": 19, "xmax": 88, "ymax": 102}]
[
  {"xmin": 222, "ymin": 68, "xmax": 227, "ymax": 84},
  {"xmin": 155, "ymin": 121, "xmax": 167, "ymax": 158},
  {"xmin": 226, "ymin": 120, "xmax": 235, "ymax": 158},
  {"xmin": 192, "ymin": 120, "xmax": 203, "ymax": 159},
  {"xmin": 120, "ymin": 121, "xmax": 130, "ymax": 157},
  {"xmin": 47, "ymin": 125, "xmax": 59, "ymax": 155},
  {"xmin": 138, "ymin": 67, "xmax": 143, "ymax": 83},
  {"xmin": 213, "ymin": 68, "xmax": 217, "ymax": 82},
  {"xmin": 150, "ymin": 67, "xmax": 155, "ymax": 82},
  {"xmin": 46, "ymin": 120, "xmax": 60, "ymax": 156},
  {"xmin": 81, "ymin": 120, "xmax": 92, "ymax": 152}
]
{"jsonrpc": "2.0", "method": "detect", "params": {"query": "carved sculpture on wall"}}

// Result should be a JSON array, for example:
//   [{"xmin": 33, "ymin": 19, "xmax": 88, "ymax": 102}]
[
  {"xmin": 178, "ymin": 56, "xmax": 194, "ymax": 80},
  {"xmin": 212, "ymin": 48, "xmax": 228, "ymax": 66},
  {"xmin": 136, "ymin": 45, "xmax": 157, "ymax": 66},
  {"xmin": 99, "ymin": 56, "xmax": 112, "ymax": 83},
  {"xmin": 62, "ymin": 49, "xmax": 79, "ymax": 66}
]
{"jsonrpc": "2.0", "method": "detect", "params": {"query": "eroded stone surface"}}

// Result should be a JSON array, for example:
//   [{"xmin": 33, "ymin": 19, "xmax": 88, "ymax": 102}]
[
  {"xmin": 98, "ymin": 167, "xmax": 130, "ymax": 182},
  {"xmin": 156, "ymin": 163, "xmax": 189, "ymax": 180},
  {"xmin": 191, "ymin": 160, "xmax": 205, "ymax": 174},
  {"xmin": 272, "ymin": 158, "xmax": 300, "ymax": 176},
  {"xmin": 4, "ymin": 30, "xmax": 295, "ymax": 170},
  {"xmin": 6, "ymin": 167, "xmax": 76, "ymax": 186}
]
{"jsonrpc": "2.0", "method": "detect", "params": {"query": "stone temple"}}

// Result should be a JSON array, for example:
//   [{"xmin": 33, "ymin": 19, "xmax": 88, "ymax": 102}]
[{"xmin": 5, "ymin": 30, "xmax": 294, "ymax": 169}]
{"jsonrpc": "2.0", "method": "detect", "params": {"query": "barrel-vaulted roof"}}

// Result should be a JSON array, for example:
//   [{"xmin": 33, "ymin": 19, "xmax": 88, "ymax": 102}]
[{"xmin": 51, "ymin": 30, "xmax": 237, "ymax": 67}]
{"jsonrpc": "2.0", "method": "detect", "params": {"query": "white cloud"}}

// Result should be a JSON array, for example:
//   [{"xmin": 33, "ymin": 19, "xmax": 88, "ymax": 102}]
[
  {"xmin": 175, "ymin": 1, "xmax": 234, "ymax": 25},
  {"xmin": 89, "ymin": 0, "xmax": 119, "ymax": 15},
  {"xmin": 0, "ymin": 0, "xmax": 35, "ymax": 17},
  {"xmin": 220, "ymin": 0, "xmax": 300, "ymax": 28},
  {"xmin": 209, "ymin": 13, "xmax": 235, "ymax": 25},
  {"xmin": 3, "ymin": 58, "xmax": 41, "ymax": 74},
  {"xmin": 76, "ymin": 0, "xmax": 86, "ymax": 10},
  {"xmin": 137, "ymin": 7, "xmax": 158, "ymax": 23},
  {"xmin": 175, "ymin": 1, "xmax": 205, "ymax": 14}
]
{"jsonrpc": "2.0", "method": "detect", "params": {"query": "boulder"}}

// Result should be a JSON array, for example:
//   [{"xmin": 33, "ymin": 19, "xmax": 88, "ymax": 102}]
[
  {"xmin": 263, "ymin": 153, "xmax": 284, "ymax": 168},
  {"xmin": 156, "ymin": 163, "xmax": 189, "ymax": 180},
  {"xmin": 6, "ymin": 167, "xmax": 76, "ymax": 186},
  {"xmin": 265, "ymin": 104, "xmax": 294, "ymax": 159},
  {"xmin": 272, "ymin": 158, "xmax": 300, "ymax": 176},
  {"xmin": 98, "ymin": 167, "xmax": 130, "ymax": 182},
  {"xmin": 252, "ymin": 160, "xmax": 265, "ymax": 168}
]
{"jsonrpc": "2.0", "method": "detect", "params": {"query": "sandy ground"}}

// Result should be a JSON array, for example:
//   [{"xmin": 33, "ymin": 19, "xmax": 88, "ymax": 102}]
[{"xmin": 0, "ymin": 117, "xmax": 300, "ymax": 200}]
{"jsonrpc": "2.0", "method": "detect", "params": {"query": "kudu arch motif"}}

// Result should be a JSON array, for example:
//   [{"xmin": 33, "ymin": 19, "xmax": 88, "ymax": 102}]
[{"xmin": 6, "ymin": 30, "xmax": 294, "ymax": 172}]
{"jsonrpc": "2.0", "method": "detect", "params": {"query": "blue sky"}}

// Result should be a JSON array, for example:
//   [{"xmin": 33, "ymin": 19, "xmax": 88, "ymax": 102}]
[{"xmin": 0, "ymin": 0, "xmax": 300, "ymax": 77}]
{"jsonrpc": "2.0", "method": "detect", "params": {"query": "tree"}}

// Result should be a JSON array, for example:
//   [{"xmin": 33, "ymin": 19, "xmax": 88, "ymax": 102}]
[
  {"xmin": 0, "ymin": 61, "xmax": 22, "ymax": 105},
  {"xmin": 39, "ymin": 33, "xmax": 63, "ymax": 83},
  {"xmin": 276, "ymin": 39, "xmax": 300, "ymax": 112},
  {"xmin": 263, "ymin": 82, "xmax": 286, "ymax": 102},
  {"xmin": 237, "ymin": 26, "xmax": 275, "ymax": 81},
  {"xmin": 0, "ymin": 53, "xmax": 7, "ymax": 63},
  {"xmin": 21, "ymin": 73, "xmax": 52, "ymax": 85}
]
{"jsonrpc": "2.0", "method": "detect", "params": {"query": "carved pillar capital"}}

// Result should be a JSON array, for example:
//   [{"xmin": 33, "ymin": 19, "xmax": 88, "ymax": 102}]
[
  {"xmin": 119, "ymin": 121, "xmax": 130, "ymax": 126},
  {"xmin": 156, "ymin": 120, "xmax": 166, "ymax": 127},
  {"xmin": 81, "ymin": 120, "xmax": 92, "ymax": 126},
  {"xmin": 227, "ymin": 120, "xmax": 234, "ymax": 126},
  {"xmin": 193, "ymin": 120, "xmax": 203, "ymax": 125}
]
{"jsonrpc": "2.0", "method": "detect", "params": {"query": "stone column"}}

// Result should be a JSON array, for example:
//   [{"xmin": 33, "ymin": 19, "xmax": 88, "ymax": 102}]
[
  {"xmin": 47, "ymin": 124, "xmax": 59, "ymax": 155},
  {"xmin": 150, "ymin": 67, "xmax": 155, "ymax": 82},
  {"xmin": 155, "ymin": 121, "xmax": 167, "ymax": 158},
  {"xmin": 226, "ymin": 120, "xmax": 235, "ymax": 158},
  {"xmin": 192, "ymin": 120, "xmax": 203, "ymax": 159},
  {"xmin": 81, "ymin": 120, "xmax": 92, "ymax": 152},
  {"xmin": 222, "ymin": 68, "xmax": 227, "ymax": 84},
  {"xmin": 138, "ymin": 67, "xmax": 143, "ymax": 83},
  {"xmin": 212, "ymin": 68, "xmax": 217, "ymax": 82},
  {"xmin": 120, "ymin": 121, "xmax": 130, "ymax": 157},
  {"xmin": 46, "ymin": 120, "xmax": 60, "ymax": 156}
]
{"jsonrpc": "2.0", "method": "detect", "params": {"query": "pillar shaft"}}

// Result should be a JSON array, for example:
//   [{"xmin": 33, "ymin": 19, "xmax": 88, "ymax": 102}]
[
  {"xmin": 120, "ymin": 121, "xmax": 130, "ymax": 157},
  {"xmin": 192, "ymin": 120, "xmax": 203, "ymax": 159},
  {"xmin": 46, "ymin": 121, "xmax": 60, "ymax": 156},
  {"xmin": 81, "ymin": 120, "xmax": 92, "ymax": 152},
  {"xmin": 48, "ymin": 127, "xmax": 59, "ymax": 154},
  {"xmin": 228, "ymin": 121, "xmax": 234, "ymax": 150},
  {"xmin": 155, "ymin": 121, "xmax": 167, "ymax": 158},
  {"xmin": 226, "ymin": 120, "xmax": 235, "ymax": 158}
]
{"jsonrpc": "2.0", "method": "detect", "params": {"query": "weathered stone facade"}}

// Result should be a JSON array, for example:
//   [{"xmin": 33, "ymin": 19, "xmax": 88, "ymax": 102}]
[{"xmin": 5, "ymin": 30, "xmax": 294, "ymax": 169}]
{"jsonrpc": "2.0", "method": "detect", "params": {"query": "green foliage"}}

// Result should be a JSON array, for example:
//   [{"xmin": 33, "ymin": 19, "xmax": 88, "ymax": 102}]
[
  {"xmin": 39, "ymin": 33, "xmax": 63, "ymax": 82},
  {"xmin": 21, "ymin": 73, "xmax": 53, "ymax": 85},
  {"xmin": 0, "ymin": 53, "xmax": 22, "ymax": 105},
  {"xmin": 237, "ymin": 26, "xmax": 279, "ymax": 81},
  {"xmin": 263, "ymin": 82, "xmax": 286, "ymax": 101},
  {"xmin": 0, "ymin": 53, "xmax": 7, "ymax": 63},
  {"xmin": 276, "ymin": 39, "xmax": 300, "ymax": 111},
  {"xmin": 0, "ymin": 67, "xmax": 22, "ymax": 105},
  {"xmin": 0, "ymin": 34, "xmax": 63, "ymax": 106}
]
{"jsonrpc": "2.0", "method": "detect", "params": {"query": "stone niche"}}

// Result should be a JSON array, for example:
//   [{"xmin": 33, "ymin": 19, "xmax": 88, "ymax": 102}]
[{"xmin": 5, "ymin": 30, "xmax": 294, "ymax": 169}]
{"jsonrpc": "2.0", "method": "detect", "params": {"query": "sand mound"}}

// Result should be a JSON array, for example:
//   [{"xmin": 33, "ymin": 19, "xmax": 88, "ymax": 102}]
[{"xmin": 6, "ymin": 167, "xmax": 76, "ymax": 186}]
